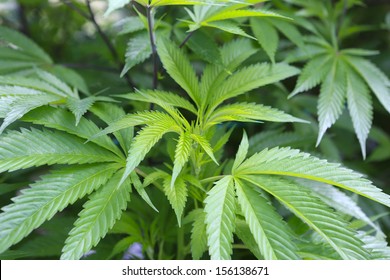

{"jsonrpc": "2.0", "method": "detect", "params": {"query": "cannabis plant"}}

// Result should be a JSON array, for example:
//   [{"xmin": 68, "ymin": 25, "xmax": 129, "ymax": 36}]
[{"xmin": 0, "ymin": 0, "xmax": 389, "ymax": 260}]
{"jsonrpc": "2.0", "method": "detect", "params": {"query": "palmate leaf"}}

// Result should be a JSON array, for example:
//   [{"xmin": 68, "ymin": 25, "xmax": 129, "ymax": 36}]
[
  {"xmin": 234, "ymin": 179, "xmax": 299, "ymax": 259},
  {"xmin": 234, "ymin": 147, "xmax": 390, "ymax": 208},
  {"xmin": 241, "ymin": 175, "xmax": 370, "ymax": 260},
  {"xmin": 210, "ymin": 63, "xmax": 300, "ymax": 109},
  {"xmin": 121, "ymin": 32, "xmax": 152, "ymax": 77},
  {"xmin": 120, "ymin": 117, "xmax": 181, "ymax": 186},
  {"xmin": 204, "ymin": 176, "xmax": 236, "ymax": 260},
  {"xmin": 346, "ymin": 67, "xmax": 373, "ymax": 158},
  {"xmin": 0, "ymin": 164, "xmax": 118, "ymax": 254},
  {"xmin": 206, "ymin": 102, "xmax": 308, "ymax": 127},
  {"xmin": 317, "ymin": 58, "xmax": 346, "ymax": 145},
  {"xmin": 0, "ymin": 128, "xmax": 121, "ymax": 173},
  {"xmin": 200, "ymin": 38, "xmax": 257, "ymax": 106},
  {"xmin": 22, "ymin": 106, "xmax": 123, "ymax": 158},
  {"xmin": 163, "ymin": 175, "xmax": 188, "ymax": 226},
  {"xmin": 157, "ymin": 38, "xmax": 200, "ymax": 106},
  {"xmin": 118, "ymin": 90, "xmax": 197, "ymax": 114},
  {"xmin": 61, "ymin": 170, "xmax": 132, "ymax": 260}
]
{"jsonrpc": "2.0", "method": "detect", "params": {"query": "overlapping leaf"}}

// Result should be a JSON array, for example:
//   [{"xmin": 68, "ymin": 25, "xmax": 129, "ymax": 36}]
[
  {"xmin": 241, "ymin": 175, "xmax": 370, "ymax": 259},
  {"xmin": 61, "ymin": 170, "xmax": 132, "ymax": 260},
  {"xmin": 0, "ymin": 164, "xmax": 118, "ymax": 254},
  {"xmin": 0, "ymin": 128, "xmax": 120, "ymax": 173},
  {"xmin": 235, "ymin": 147, "xmax": 390, "ymax": 207}
]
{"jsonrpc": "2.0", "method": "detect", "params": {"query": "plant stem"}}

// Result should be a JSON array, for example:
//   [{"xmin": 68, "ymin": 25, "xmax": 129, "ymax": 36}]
[
  {"xmin": 179, "ymin": 31, "xmax": 194, "ymax": 48},
  {"xmin": 61, "ymin": 0, "xmax": 135, "ymax": 88},
  {"xmin": 177, "ymin": 226, "xmax": 185, "ymax": 259},
  {"xmin": 146, "ymin": 4, "xmax": 158, "ymax": 109}
]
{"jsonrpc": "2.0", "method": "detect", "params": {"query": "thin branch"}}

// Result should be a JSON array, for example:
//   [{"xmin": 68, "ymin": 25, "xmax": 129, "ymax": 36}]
[
  {"xmin": 60, "ymin": 0, "xmax": 135, "ymax": 88},
  {"xmin": 146, "ymin": 5, "xmax": 158, "ymax": 90},
  {"xmin": 179, "ymin": 31, "xmax": 194, "ymax": 49},
  {"xmin": 85, "ymin": 0, "xmax": 120, "ymax": 64},
  {"xmin": 17, "ymin": 3, "xmax": 30, "ymax": 36},
  {"xmin": 60, "ymin": 0, "xmax": 90, "ymax": 19}
]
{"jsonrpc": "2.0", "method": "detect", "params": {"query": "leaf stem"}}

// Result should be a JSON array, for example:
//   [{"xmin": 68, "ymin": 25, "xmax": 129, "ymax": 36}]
[
  {"xmin": 146, "ymin": 5, "xmax": 158, "ymax": 90},
  {"xmin": 179, "ymin": 31, "xmax": 194, "ymax": 49}
]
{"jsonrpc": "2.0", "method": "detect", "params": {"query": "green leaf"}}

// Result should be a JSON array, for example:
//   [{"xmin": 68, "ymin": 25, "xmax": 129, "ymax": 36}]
[
  {"xmin": 121, "ymin": 32, "xmax": 152, "ymax": 77},
  {"xmin": 118, "ymin": 90, "xmax": 197, "ymax": 114},
  {"xmin": 0, "ymin": 25, "xmax": 52, "ymax": 63},
  {"xmin": 105, "ymin": 0, "xmax": 131, "ymax": 16},
  {"xmin": 151, "ymin": 0, "xmax": 206, "ymax": 7},
  {"xmin": 235, "ymin": 219, "xmax": 263, "ymax": 259},
  {"xmin": 21, "ymin": 106, "xmax": 123, "ymax": 158},
  {"xmin": 0, "ymin": 128, "xmax": 120, "ymax": 173},
  {"xmin": 269, "ymin": 18, "xmax": 304, "ymax": 48},
  {"xmin": 51, "ymin": 65, "xmax": 90, "ymax": 95},
  {"xmin": 317, "ymin": 58, "xmax": 346, "ymax": 145},
  {"xmin": 307, "ymin": 182, "xmax": 380, "ymax": 233},
  {"xmin": 175, "ymin": 29, "xmax": 223, "ymax": 67},
  {"xmin": 190, "ymin": 209, "xmax": 208, "ymax": 260},
  {"xmin": 90, "ymin": 102, "xmax": 133, "ymax": 153},
  {"xmin": 290, "ymin": 54, "xmax": 332, "ymax": 98},
  {"xmin": 204, "ymin": 20, "xmax": 255, "ymax": 39},
  {"xmin": 0, "ymin": 75, "xmax": 68, "ymax": 98},
  {"xmin": 0, "ymin": 164, "xmax": 118, "ymax": 254},
  {"xmin": 345, "ymin": 56, "xmax": 390, "ymax": 114},
  {"xmin": 205, "ymin": 9, "xmax": 289, "ymax": 23},
  {"xmin": 241, "ymin": 175, "xmax": 370, "ymax": 260},
  {"xmin": 232, "ymin": 131, "xmax": 249, "ymax": 171},
  {"xmin": 251, "ymin": 18, "xmax": 279, "ymax": 63},
  {"xmin": 35, "ymin": 70, "xmax": 77, "ymax": 98},
  {"xmin": 163, "ymin": 175, "xmax": 188, "ymax": 226},
  {"xmin": 0, "ymin": 94, "xmax": 59, "ymax": 134},
  {"xmin": 346, "ymin": 67, "xmax": 373, "ymax": 158},
  {"xmin": 204, "ymin": 176, "xmax": 236, "ymax": 260},
  {"xmin": 207, "ymin": 102, "xmax": 308, "ymax": 127},
  {"xmin": 129, "ymin": 171, "xmax": 158, "ymax": 212},
  {"xmin": 172, "ymin": 131, "xmax": 192, "ymax": 188},
  {"xmin": 67, "ymin": 96, "xmax": 116, "ymax": 126},
  {"xmin": 200, "ymin": 38, "xmax": 257, "ymax": 106},
  {"xmin": 120, "ymin": 118, "xmax": 181, "ymax": 186},
  {"xmin": 89, "ymin": 111, "xmax": 175, "ymax": 141},
  {"xmin": 210, "ymin": 63, "xmax": 300, "ymax": 108},
  {"xmin": 234, "ymin": 178, "xmax": 299, "ymax": 259},
  {"xmin": 235, "ymin": 147, "xmax": 390, "ymax": 208},
  {"xmin": 61, "ymin": 170, "xmax": 131, "ymax": 260},
  {"xmin": 157, "ymin": 38, "xmax": 200, "ymax": 106},
  {"xmin": 190, "ymin": 133, "xmax": 219, "ymax": 165}
]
